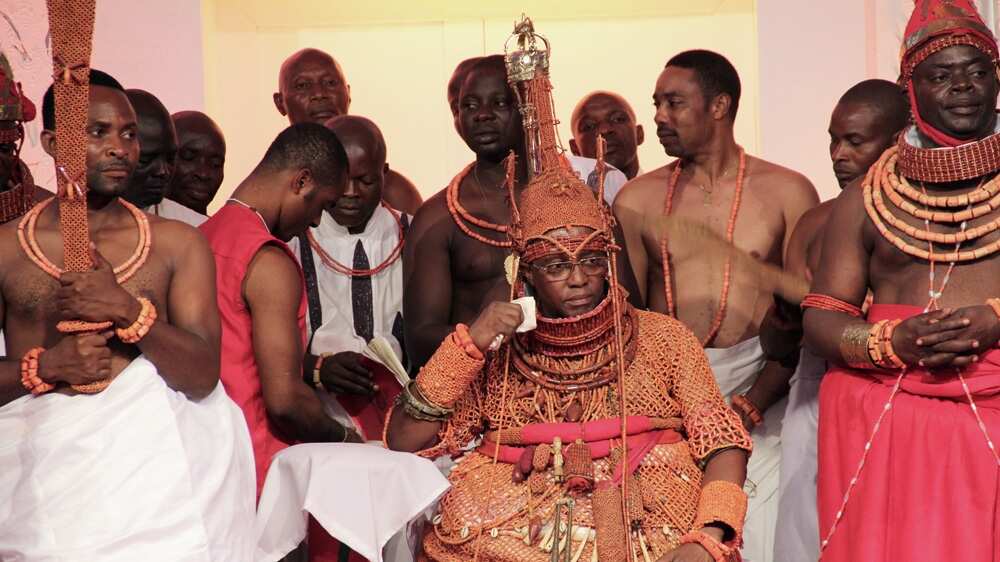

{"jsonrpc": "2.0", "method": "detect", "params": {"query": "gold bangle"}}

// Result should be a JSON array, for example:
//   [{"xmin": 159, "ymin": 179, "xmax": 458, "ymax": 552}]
[
  {"xmin": 840, "ymin": 322, "xmax": 876, "ymax": 369},
  {"xmin": 313, "ymin": 353, "xmax": 332, "ymax": 391},
  {"xmin": 400, "ymin": 380, "xmax": 452, "ymax": 421}
]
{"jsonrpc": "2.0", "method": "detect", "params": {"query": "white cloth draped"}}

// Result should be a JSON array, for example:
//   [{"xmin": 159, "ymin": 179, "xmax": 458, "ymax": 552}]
[
  {"xmin": 773, "ymin": 349, "xmax": 825, "ymax": 562},
  {"xmin": 564, "ymin": 153, "xmax": 628, "ymax": 205},
  {"xmin": 704, "ymin": 337, "xmax": 785, "ymax": 562},
  {"xmin": 254, "ymin": 443, "xmax": 450, "ymax": 562},
  {"xmin": 146, "ymin": 198, "xmax": 208, "ymax": 227},
  {"xmin": 0, "ymin": 356, "xmax": 256, "ymax": 561}
]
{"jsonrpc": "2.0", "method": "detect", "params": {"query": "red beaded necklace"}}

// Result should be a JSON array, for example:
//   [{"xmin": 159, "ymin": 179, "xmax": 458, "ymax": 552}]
[
  {"xmin": 446, "ymin": 162, "xmax": 512, "ymax": 248},
  {"xmin": 17, "ymin": 197, "xmax": 153, "ymax": 285},
  {"xmin": 306, "ymin": 202, "xmax": 405, "ymax": 277},
  {"xmin": 17, "ymin": 197, "xmax": 152, "ymax": 284},
  {"xmin": 660, "ymin": 147, "xmax": 746, "ymax": 347}
]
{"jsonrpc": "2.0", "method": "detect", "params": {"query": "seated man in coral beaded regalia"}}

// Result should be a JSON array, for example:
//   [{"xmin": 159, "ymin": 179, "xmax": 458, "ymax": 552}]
[
  {"xmin": 0, "ymin": 70, "xmax": 255, "ymax": 559},
  {"xmin": 387, "ymin": 19, "xmax": 751, "ymax": 562},
  {"xmin": 403, "ymin": 55, "xmax": 635, "ymax": 372},
  {"xmin": 803, "ymin": 1, "xmax": 1000, "ymax": 560}
]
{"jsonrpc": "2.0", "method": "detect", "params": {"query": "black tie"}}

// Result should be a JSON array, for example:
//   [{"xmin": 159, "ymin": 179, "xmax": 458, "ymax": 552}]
[
  {"xmin": 352, "ymin": 240, "xmax": 374, "ymax": 343},
  {"xmin": 298, "ymin": 234, "xmax": 324, "ymax": 335}
]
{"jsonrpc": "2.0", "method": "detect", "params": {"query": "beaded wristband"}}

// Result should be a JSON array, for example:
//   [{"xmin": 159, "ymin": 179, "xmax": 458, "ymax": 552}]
[
  {"xmin": 679, "ymin": 529, "xmax": 734, "ymax": 562},
  {"xmin": 987, "ymin": 298, "xmax": 1000, "ymax": 322},
  {"xmin": 116, "ymin": 297, "xmax": 157, "ymax": 344},
  {"xmin": 801, "ymin": 293, "xmax": 864, "ymax": 317},
  {"xmin": 453, "ymin": 323, "xmax": 485, "ymax": 360},
  {"xmin": 877, "ymin": 319, "xmax": 906, "ymax": 369},
  {"xmin": 730, "ymin": 395, "xmax": 763, "ymax": 429},
  {"xmin": 840, "ymin": 322, "xmax": 877, "ymax": 369},
  {"xmin": 415, "ymin": 327, "xmax": 484, "ymax": 409},
  {"xmin": 20, "ymin": 347, "xmax": 54, "ymax": 395},
  {"xmin": 694, "ymin": 480, "xmax": 748, "ymax": 546},
  {"xmin": 312, "ymin": 353, "xmax": 332, "ymax": 390}
]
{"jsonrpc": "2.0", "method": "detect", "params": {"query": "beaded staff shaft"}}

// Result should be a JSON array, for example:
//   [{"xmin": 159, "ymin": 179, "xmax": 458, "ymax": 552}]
[
  {"xmin": 45, "ymin": 0, "xmax": 114, "ymax": 395},
  {"xmin": 46, "ymin": 0, "xmax": 97, "ymax": 274}
]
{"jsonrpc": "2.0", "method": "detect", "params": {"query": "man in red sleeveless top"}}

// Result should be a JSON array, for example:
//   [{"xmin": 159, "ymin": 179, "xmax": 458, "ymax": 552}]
[
  {"xmin": 803, "ymin": 1, "xmax": 1000, "ymax": 559},
  {"xmin": 200, "ymin": 122, "xmax": 363, "ymax": 503}
]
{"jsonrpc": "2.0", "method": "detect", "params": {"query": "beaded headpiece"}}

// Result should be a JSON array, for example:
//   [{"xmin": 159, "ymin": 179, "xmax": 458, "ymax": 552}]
[
  {"xmin": 0, "ymin": 52, "xmax": 37, "ymax": 222},
  {"xmin": 0, "ymin": 52, "xmax": 35, "ymax": 145},
  {"xmin": 502, "ymin": 17, "xmax": 616, "ymax": 267},
  {"xmin": 899, "ymin": 0, "xmax": 999, "ymax": 147}
]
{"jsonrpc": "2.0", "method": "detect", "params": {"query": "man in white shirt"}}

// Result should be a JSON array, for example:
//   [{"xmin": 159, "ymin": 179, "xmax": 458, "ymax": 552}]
[
  {"xmin": 291, "ymin": 115, "xmax": 406, "ymax": 425},
  {"xmin": 122, "ymin": 89, "xmax": 207, "ymax": 226},
  {"xmin": 570, "ymin": 91, "xmax": 645, "ymax": 180}
]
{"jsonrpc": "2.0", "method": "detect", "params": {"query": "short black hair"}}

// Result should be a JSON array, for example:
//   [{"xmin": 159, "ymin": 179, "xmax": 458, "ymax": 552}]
[
  {"xmin": 666, "ymin": 50, "xmax": 741, "ymax": 121},
  {"xmin": 838, "ymin": 79, "xmax": 911, "ymax": 134},
  {"xmin": 42, "ymin": 69, "xmax": 125, "ymax": 131},
  {"xmin": 448, "ymin": 56, "xmax": 483, "ymax": 114},
  {"xmin": 458, "ymin": 54, "xmax": 507, "ymax": 98},
  {"xmin": 255, "ymin": 122, "xmax": 348, "ymax": 188}
]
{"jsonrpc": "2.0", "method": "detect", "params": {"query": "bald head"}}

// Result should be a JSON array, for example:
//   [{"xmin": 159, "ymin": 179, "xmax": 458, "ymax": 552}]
[
  {"xmin": 168, "ymin": 111, "xmax": 226, "ymax": 214},
  {"xmin": 325, "ymin": 114, "xmax": 386, "ymax": 165},
  {"xmin": 829, "ymin": 79, "xmax": 910, "ymax": 188},
  {"xmin": 124, "ymin": 89, "xmax": 177, "ymax": 207},
  {"xmin": 274, "ymin": 48, "xmax": 351, "ymax": 125},
  {"xmin": 322, "ymin": 114, "xmax": 387, "ymax": 231},
  {"xmin": 837, "ymin": 79, "xmax": 910, "ymax": 133},
  {"xmin": 569, "ymin": 91, "xmax": 644, "ymax": 179}
]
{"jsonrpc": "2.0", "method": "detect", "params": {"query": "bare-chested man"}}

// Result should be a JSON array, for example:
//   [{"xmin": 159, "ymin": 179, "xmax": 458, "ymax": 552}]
[
  {"xmin": 122, "ymin": 89, "xmax": 207, "ymax": 226},
  {"xmin": 770, "ymin": 79, "xmax": 908, "ymax": 562},
  {"xmin": 274, "ymin": 48, "xmax": 423, "ymax": 215},
  {"xmin": 614, "ymin": 49, "xmax": 819, "ymax": 562},
  {"xmin": 0, "ymin": 70, "xmax": 254, "ymax": 560},
  {"xmin": 803, "ymin": 2, "xmax": 1000, "ymax": 559},
  {"xmin": 403, "ymin": 55, "xmax": 635, "ymax": 370},
  {"xmin": 166, "ymin": 110, "xmax": 225, "ymax": 216},
  {"xmin": 570, "ymin": 90, "xmax": 644, "ymax": 179}
]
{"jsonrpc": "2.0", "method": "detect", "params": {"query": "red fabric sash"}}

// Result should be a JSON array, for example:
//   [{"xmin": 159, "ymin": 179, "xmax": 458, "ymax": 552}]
[
  {"xmin": 478, "ymin": 429, "xmax": 682, "ymax": 465},
  {"xmin": 477, "ymin": 416, "xmax": 682, "ymax": 486}
]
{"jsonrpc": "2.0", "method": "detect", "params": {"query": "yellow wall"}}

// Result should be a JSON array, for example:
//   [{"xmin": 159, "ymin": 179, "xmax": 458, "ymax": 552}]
[{"xmin": 201, "ymin": 0, "xmax": 758, "ymax": 211}]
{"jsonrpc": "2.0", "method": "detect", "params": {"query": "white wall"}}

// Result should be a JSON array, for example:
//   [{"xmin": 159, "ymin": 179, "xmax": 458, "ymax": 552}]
[{"xmin": 3, "ymin": 0, "xmax": 205, "ymax": 191}]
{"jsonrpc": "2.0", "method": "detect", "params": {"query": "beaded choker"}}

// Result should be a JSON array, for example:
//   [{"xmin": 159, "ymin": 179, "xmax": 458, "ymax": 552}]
[
  {"xmin": 511, "ymin": 287, "xmax": 638, "ymax": 392},
  {"xmin": 0, "ymin": 182, "xmax": 35, "ymax": 224},
  {"xmin": 0, "ymin": 162, "xmax": 36, "ymax": 224},
  {"xmin": 897, "ymin": 128, "xmax": 1000, "ymax": 184},
  {"xmin": 865, "ymin": 145, "xmax": 1000, "ymax": 262}
]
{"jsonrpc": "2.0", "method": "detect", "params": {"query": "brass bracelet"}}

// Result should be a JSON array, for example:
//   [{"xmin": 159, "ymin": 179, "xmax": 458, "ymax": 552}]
[
  {"xmin": 840, "ymin": 322, "xmax": 876, "ymax": 369},
  {"xmin": 400, "ymin": 380, "xmax": 452, "ymax": 421}
]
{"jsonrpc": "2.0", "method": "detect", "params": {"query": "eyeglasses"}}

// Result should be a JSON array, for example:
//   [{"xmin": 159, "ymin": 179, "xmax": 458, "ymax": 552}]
[{"xmin": 531, "ymin": 256, "xmax": 609, "ymax": 281}]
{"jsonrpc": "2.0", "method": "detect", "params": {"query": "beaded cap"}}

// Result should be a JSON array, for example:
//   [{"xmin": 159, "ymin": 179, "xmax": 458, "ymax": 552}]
[
  {"xmin": 899, "ymin": 0, "xmax": 1000, "ymax": 148},
  {"xmin": 0, "ymin": 52, "xmax": 35, "ymax": 125},
  {"xmin": 503, "ymin": 17, "xmax": 614, "ymax": 261}
]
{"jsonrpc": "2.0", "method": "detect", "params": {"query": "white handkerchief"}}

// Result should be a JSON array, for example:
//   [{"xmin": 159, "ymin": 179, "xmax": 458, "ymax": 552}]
[{"xmin": 512, "ymin": 296, "xmax": 537, "ymax": 332}]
